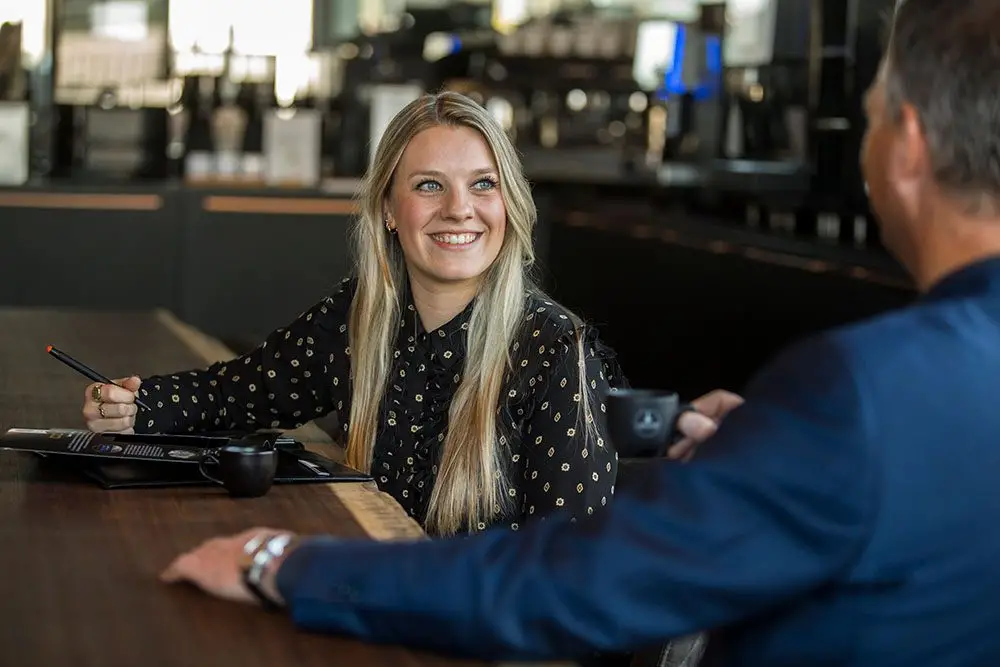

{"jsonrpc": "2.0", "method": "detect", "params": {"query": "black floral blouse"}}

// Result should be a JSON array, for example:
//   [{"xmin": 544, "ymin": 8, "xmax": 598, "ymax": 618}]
[{"xmin": 134, "ymin": 278, "xmax": 627, "ymax": 532}]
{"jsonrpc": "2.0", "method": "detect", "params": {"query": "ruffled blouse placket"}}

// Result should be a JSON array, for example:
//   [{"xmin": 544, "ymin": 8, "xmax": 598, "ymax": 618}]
[{"xmin": 372, "ymin": 301, "xmax": 472, "ymax": 522}]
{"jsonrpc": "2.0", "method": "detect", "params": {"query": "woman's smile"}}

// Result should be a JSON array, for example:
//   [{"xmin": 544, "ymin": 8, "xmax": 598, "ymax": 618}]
[{"xmin": 428, "ymin": 231, "xmax": 484, "ymax": 250}]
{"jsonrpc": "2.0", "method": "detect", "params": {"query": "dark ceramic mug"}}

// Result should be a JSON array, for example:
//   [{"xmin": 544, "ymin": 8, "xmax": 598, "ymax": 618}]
[
  {"xmin": 198, "ymin": 443, "xmax": 278, "ymax": 498},
  {"xmin": 606, "ymin": 389, "xmax": 690, "ymax": 459}
]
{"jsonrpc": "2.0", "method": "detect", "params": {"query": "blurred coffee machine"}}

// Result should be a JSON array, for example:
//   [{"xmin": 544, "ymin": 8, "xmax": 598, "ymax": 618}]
[
  {"xmin": 0, "ymin": 22, "xmax": 25, "ymax": 100},
  {"xmin": 0, "ymin": 21, "xmax": 29, "ymax": 185},
  {"xmin": 50, "ymin": 2, "xmax": 172, "ymax": 181},
  {"xmin": 172, "ymin": 24, "xmax": 278, "ymax": 184},
  {"xmin": 660, "ymin": 7, "xmax": 725, "ymax": 158},
  {"xmin": 440, "ymin": 11, "xmax": 655, "ymax": 183},
  {"xmin": 663, "ymin": 0, "xmax": 812, "ymax": 238},
  {"xmin": 646, "ymin": 4, "xmax": 726, "ymax": 188},
  {"xmin": 714, "ymin": 0, "xmax": 897, "ymax": 248},
  {"xmin": 721, "ymin": 0, "xmax": 808, "ymax": 162},
  {"xmin": 325, "ymin": 11, "xmax": 445, "ymax": 177}
]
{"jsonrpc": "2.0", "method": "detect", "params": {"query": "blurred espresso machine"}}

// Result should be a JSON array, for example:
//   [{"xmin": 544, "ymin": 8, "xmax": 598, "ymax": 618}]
[
  {"xmin": 439, "ymin": 10, "xmax": 658, "ymax": 183},
  {"xmin": 318, "ymin": 2, "xmax": 493, "ymax": 177},
  {"xmin": 678, "ymin": 0, "xmax": 816, "ymax": 224},
  {"xmin": 173, "ymin": 39, "xmax": 278, "ymax": 184},
  {"xmin": 648, "ymin": 3, "xmax": 727, "ymax": 187},
  {"xmin": 0, "ymin": 21, "xmax": 30, "ymax": 185},
  {"xmin": 716, "ymin": 0, "xmax": 895, "ymax": 246},
  {"xmin": 49, "ymin": 0, "xmax": 172, "ymax": 181}
]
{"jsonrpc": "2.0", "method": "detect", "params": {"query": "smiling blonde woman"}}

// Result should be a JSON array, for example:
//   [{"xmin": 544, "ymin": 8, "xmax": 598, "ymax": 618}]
[{"xmin": 82, "ymin": 92, "xmax": 632, "ymax": 536}]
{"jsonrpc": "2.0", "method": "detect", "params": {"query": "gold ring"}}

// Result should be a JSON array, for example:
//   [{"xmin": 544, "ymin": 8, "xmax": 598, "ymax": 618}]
[
  {"xmin": 91, "ymin": 384, "xmax": 103, "ymax": 403},
  {"xmin": 98, "ymin": 404, "xmax": 107, "ymax": 419}
]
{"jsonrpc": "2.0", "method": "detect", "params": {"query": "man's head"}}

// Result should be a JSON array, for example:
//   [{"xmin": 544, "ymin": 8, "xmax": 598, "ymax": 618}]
[{"xmin": 861, "ymin": 0, "xmax": 1000, "ymax": 284}]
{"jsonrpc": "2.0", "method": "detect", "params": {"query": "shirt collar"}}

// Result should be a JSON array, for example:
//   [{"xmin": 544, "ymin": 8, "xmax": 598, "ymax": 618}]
[{"xmin": 922, "ymin": 254, "xmax": 1000, "ymax": 303}]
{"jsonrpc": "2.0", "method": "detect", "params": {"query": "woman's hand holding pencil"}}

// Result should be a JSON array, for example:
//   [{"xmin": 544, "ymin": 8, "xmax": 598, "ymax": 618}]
[
  {"xmin": 81, "ymin": 376, "xmax": 143, "ymax": 434},
  {"xmin": 44, "ymin": 344, "xmax": 150, "ymax": 433}
]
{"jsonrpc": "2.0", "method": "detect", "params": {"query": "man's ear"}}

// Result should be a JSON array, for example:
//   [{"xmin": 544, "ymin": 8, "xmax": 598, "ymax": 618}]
[{"xmin": 892, "ymin": 102, "xmax": 931, "ymax": 182}]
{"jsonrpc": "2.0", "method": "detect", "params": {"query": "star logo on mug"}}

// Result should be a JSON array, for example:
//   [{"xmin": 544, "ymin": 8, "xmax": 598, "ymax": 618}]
[{"xmin": 633, "ymin": 410, "xmax": 663, "ymax": 439}]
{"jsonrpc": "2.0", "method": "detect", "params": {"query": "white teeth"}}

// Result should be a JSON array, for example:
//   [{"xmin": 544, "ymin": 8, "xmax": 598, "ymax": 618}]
[{"xmin": 432, "ymin": 233, "xmax": 478, "ymax": 245}]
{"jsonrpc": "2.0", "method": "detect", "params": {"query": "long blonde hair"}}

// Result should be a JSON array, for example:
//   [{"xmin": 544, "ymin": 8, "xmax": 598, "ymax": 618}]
[{"xmin": 346, "ymin": 91, "xmax": 596, "ymax": 535}]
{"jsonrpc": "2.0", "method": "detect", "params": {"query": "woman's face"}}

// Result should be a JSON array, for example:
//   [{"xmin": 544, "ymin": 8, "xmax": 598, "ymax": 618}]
[{"xmin": 385, "ymin": 125, "xmax": 507, "ymax": 291}]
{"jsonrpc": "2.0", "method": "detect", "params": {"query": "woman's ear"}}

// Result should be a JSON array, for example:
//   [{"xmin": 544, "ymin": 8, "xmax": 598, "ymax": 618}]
[
  {"xmin": 382, "ymin": 200, "xmax": 396, "ymax": 233},
  {"xmin": 381, "ymin": 194, "xmax": 392, "ymax": 221}
]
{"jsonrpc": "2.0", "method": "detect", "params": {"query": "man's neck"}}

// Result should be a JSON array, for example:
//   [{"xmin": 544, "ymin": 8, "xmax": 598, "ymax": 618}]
[
  {"xmin": 407, "ymin": 273, "xmax": 479, "ymax": 332},
  {"xmin": 911, "ymin": 216, "xmax": 1000, "ymax": 291}
]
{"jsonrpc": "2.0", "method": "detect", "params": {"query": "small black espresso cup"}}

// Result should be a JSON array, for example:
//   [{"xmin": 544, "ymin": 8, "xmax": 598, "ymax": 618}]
[
  {"xmin": 606, "ymin": 389, "xmax": 687, "ymax": 459},
  {"xmin": 198, "ymin": 443, "xmax": 278, "ymax": 498}
]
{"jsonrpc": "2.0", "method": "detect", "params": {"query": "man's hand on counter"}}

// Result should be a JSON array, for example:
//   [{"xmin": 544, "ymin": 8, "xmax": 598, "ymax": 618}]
[{"xmin": 160, "ymin": 527, "xmax": 297, "ymax": 607}]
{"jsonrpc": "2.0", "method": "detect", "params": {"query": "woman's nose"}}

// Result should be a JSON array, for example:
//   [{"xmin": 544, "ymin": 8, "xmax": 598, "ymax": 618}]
[{"xmin": 442, "ymin": 189, "xmax": 474, "ymax": 220}]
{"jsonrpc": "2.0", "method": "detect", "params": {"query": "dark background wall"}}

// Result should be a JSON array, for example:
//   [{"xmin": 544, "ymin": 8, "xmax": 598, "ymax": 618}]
[{"xmin": 545, "ymin": 220, "xmax": 913, "ymax": 396}]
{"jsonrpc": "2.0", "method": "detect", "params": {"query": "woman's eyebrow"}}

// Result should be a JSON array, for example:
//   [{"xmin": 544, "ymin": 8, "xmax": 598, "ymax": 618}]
[{"xmin": 406, "ymin": 167, "xmax": 497, "ymax": 179}]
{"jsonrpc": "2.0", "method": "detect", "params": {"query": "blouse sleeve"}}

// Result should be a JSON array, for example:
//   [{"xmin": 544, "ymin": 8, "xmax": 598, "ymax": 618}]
[
  {"xmin": 134, "ymin": 279, "xmax": 355, "ymax": 434},
  {"xmin": 519, "ymin": 329, "xmax": 618, "ymax": 525}
]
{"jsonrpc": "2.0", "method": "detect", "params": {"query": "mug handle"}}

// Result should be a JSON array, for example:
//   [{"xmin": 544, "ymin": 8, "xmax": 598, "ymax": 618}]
[{"xmin": 197, "ymin": 451, "xmax": 224, "ymax": 485}]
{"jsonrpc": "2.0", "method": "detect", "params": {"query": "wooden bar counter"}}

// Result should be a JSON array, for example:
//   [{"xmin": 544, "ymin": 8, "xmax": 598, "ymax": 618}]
[{"xmin": 0, "ymin": 307, "xmax": 504, "ymax": 667}]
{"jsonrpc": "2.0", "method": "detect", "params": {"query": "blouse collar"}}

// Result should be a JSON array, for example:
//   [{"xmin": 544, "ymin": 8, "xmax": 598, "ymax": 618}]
[{"xmin": 401, "ymin": 279, "xmax": 475, "ymax": 340}]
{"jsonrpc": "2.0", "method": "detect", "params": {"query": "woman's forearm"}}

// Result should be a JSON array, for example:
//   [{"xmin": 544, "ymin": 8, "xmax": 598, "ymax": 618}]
[{"xmin": 134, "ymin": 297, "xmax": 350, "ymax": 434}]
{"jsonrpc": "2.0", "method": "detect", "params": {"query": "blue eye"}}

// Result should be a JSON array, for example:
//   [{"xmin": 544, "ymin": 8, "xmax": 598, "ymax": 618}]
[{"xmin": 415, "ymin": 177, "xmax": 498, "ymax": 192}]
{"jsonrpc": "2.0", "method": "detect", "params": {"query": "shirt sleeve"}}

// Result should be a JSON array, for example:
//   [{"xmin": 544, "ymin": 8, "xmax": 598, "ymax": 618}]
[
  {"xmin": 135, "ymin": 279, "xmax": 355, "ymax": 434},
  {"xmin": 518, "ymin": 329, "xmax": 617, "ymax": 524},
  {"xmin": 274, "ymin": 333, "xmax": 879, "ymax": 661}
]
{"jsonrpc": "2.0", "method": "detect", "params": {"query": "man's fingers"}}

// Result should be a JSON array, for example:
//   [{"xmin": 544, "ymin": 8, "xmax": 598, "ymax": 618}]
[
  {"xmin": 667, "ymin": 438, "xmax": 695, "ymax": 460},
  {"xmin": 667, "ymin": 411, "xmax": 720, "ymax": 460},
  {"xmin": 160, "ymin": 553, "xmax": 193, "ymax": 583},
  {"xmin": 677, "ymin": 410, "xmax": 718, "ymax": 442},
  {"xmin": 691, "ymin": 390, "xmax": 745, "ymax": 420}
]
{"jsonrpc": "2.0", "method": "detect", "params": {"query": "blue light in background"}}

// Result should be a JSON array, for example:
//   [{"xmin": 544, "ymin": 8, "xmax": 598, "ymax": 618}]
[
  {"xmin": 705, "ymin": 35, "xmax": 722, "ymax": 74},
  {"xmin": 696, "ymin": 34, "xmax": 722, "ymax": 99},
  {"xmin": 661, "ymin": 23, "xmax": 688, "ymax": 97},
  {"xmin": 658, "ymin": 27, "xmax": 723, "ymax": 102}
]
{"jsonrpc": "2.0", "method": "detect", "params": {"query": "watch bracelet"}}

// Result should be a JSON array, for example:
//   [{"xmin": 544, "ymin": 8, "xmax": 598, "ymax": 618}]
[{"xmin": 243, "ymin": 532, "xmax": 297, "ymax": 610}]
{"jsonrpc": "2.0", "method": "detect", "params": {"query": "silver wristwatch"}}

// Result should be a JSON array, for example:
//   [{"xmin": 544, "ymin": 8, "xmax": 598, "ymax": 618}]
[{"xmin": 241, "ymin": 532, "xmax": 297, "ymax": 610}]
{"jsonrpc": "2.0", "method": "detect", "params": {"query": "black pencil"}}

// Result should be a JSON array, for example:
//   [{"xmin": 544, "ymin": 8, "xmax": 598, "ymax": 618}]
[{"xmin": 46, "ymin": 345, "xmax": 152, "ymax": 411}]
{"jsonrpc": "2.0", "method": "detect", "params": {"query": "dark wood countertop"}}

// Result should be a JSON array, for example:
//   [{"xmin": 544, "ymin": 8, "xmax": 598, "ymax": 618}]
[{"xmin": 0, "ymin": 307, "xmax": 493, "ymax": 667}]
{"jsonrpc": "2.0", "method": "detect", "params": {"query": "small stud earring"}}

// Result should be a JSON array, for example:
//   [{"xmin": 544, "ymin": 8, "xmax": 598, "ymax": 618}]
[{"xmin": 384, "ymin": 218, "xmax": 396, "ymax": 234}]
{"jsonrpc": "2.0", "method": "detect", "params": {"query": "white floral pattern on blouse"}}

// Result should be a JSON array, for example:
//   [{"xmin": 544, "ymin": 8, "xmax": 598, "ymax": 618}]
[{"xmin": 136, "ymin": 277, "xmax": 627, "ymax": 534}]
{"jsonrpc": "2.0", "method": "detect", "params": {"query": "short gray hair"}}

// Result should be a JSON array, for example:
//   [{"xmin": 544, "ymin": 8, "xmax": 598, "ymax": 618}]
[{"xmin": 884, "ymin": 0, "xmax": 1000, "ymax": 213}]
